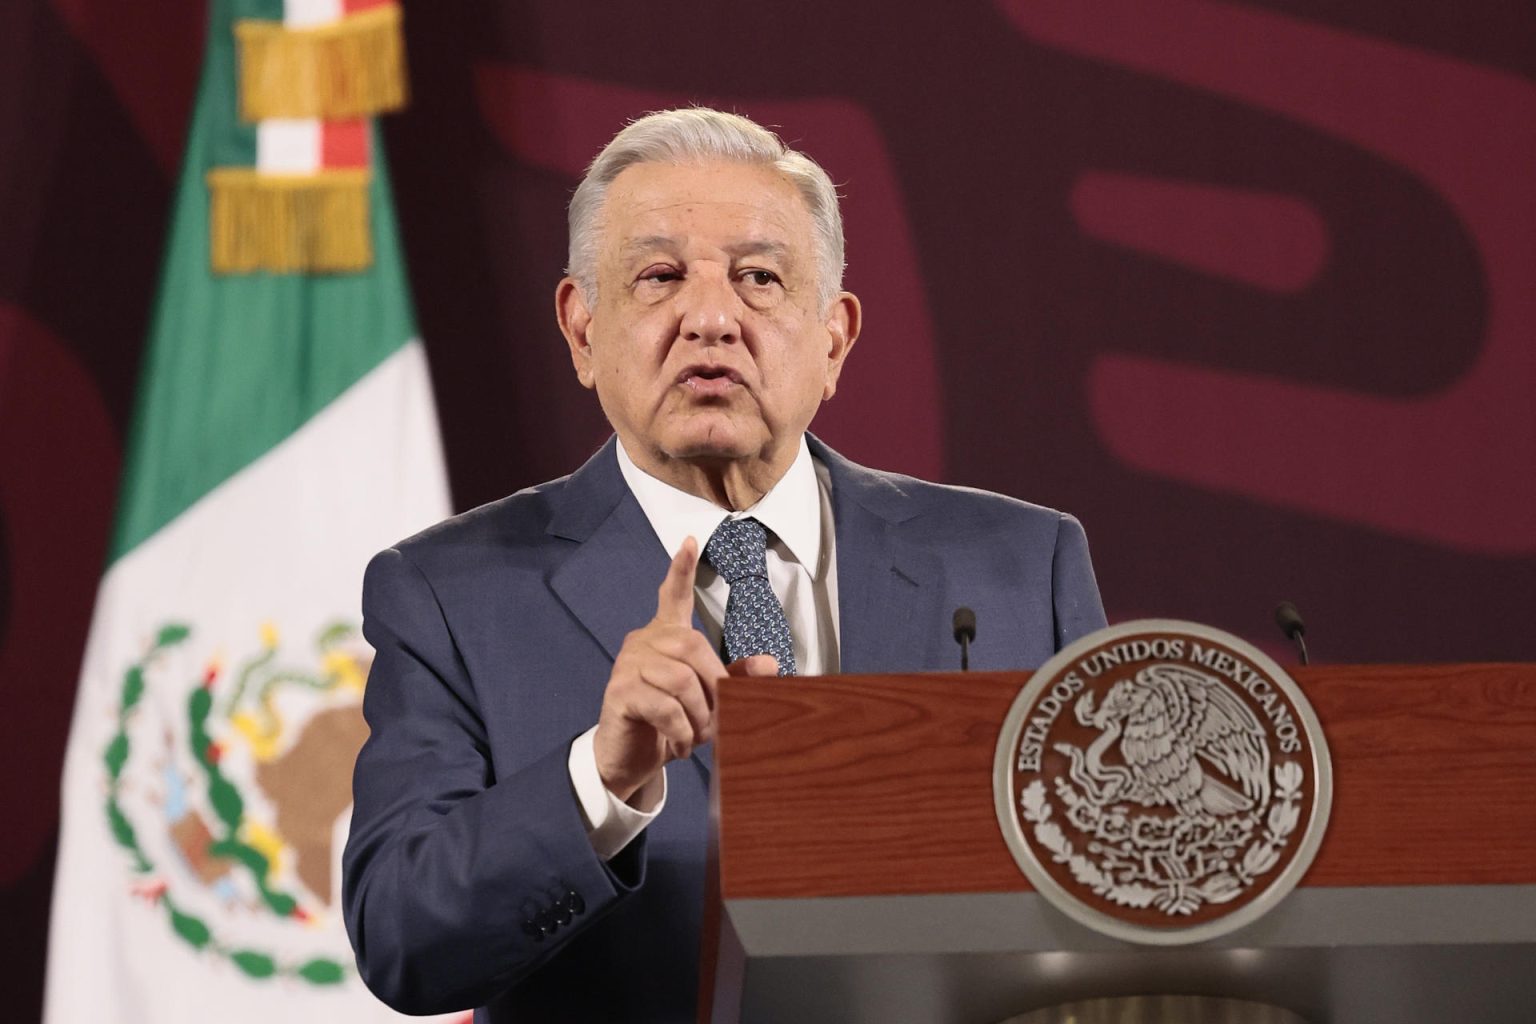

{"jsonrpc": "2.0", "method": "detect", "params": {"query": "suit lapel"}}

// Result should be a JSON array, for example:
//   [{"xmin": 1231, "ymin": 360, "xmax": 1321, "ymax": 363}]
[
  {"xmin": 813, "ymin": 436, "xmax": 944, "ymax": 674},
  {"xmin": 547, "ymin": 438, "xmax": 716, "ymax": 775},
  {"xmin": 548, "ymin": 440, "xmax": 673, "ymax": 661}
]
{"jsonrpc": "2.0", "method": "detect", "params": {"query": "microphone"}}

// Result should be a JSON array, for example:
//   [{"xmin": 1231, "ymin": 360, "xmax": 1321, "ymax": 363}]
[
  {"xmin": 952, "ymin": 607, "xmax": 977, "ymax": 671},
  {"xmin": 1274, "ymin": 600, "xmax": 1310, "ymax": 666}
]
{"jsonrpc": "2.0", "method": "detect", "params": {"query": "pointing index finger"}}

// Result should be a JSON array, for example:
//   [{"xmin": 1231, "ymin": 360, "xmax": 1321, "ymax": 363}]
[{"xmin": 654, "ymin": 535, "xmax": 701, "ymax": 626}]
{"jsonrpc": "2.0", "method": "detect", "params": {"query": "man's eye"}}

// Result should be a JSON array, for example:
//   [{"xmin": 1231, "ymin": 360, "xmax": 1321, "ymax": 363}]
[
  {"xmin": 639, "ymin": 267, "xmax": 680, "ymax": 284},
  {"xmin": 740, "ymin": 270, "xmax": 779, "ymax": 287}
]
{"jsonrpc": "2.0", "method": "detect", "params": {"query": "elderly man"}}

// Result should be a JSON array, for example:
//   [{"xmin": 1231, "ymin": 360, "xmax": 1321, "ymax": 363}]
[{"xmin": 342, "ymin": 108, "xmax": 1105, "ymax": 1022}]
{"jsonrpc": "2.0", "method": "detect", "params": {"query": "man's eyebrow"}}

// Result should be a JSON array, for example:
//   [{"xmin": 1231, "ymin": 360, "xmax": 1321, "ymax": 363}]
[
  {"xmin": 727, "ymin": 240, "xmax": 794, "ymax": 263},
  {"xmin": 618, "ymin": 235, "xmax": 681, "ymax": 260},
  {"xmin": 616, "ymin": 236, "xmax": 796, "ymax": 264}
]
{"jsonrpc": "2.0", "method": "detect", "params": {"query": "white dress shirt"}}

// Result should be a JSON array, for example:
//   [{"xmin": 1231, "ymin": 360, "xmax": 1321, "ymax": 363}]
[{"xmin": 568, "ymin": 436, "xmax": 840, "ymax": 858}]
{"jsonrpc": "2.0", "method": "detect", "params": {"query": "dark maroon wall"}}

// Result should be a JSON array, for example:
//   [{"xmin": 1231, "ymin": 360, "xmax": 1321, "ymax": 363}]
[{"xmin": 3, "ymin": 0, "xmax": 1533, "ymax": 1016}]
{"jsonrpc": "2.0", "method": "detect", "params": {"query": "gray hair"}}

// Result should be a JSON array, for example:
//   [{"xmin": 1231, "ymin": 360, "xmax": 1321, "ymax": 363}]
[{"xmin": 566, "ymin": 108, "xmax": 845, "ymax": 312}]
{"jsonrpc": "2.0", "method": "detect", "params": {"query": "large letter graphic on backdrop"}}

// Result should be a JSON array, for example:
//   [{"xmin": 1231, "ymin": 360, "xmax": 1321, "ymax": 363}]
[
  {"xmin": 0, "ymin": 305, "xmax": 119, "ymax": 885},
  {"xmin": 1001, "ymin": 0, "xmax": 1536, "ymax": 554}
]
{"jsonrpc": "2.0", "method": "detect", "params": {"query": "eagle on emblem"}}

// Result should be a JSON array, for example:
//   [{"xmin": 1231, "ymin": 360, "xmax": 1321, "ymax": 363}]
[{"xmin": 1061, "ymin": 664, "xmax": 1270, "ymax": 817}]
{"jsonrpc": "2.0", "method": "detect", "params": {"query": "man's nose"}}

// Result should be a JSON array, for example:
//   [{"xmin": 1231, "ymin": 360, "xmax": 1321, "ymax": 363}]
[{"xmin": 677, "ymin": 271, "xmax": 742, "ymax": 345}]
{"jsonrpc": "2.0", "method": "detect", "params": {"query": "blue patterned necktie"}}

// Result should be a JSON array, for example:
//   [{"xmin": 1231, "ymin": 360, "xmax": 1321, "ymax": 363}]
[{"xmin": 702, "ymin": 517, "xmax": 797, "ymax": 676}]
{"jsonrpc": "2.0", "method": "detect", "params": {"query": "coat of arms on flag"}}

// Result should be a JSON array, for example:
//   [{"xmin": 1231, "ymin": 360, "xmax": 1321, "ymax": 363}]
[{"xmin": 103, "ymin": 620, "xmax": 372, "ymax": 984}]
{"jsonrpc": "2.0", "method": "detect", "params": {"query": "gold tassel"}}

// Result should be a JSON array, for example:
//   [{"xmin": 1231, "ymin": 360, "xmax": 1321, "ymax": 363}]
[
  {"xmin": 207, "ymin": 168, "xmax": 372, "ymax": 274},
  {"xmin": 236, "ymin": 5, "xmax": 406, "ymax": 121}
]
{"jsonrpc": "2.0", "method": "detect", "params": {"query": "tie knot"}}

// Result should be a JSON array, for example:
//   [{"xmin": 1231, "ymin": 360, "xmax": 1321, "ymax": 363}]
[{"xmin": 703, "ymin": 517, "xmax": 769, "ymax": 584}]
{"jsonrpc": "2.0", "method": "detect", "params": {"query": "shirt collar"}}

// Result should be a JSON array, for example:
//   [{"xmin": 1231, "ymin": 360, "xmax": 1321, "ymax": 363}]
[{"xmin": 615, "ymin": 435, "xmax": 822, "ymax": 573}]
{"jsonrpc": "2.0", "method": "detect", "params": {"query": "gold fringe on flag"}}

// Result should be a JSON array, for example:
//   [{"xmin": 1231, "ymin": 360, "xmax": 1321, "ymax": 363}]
[
  {"xmin": 235, "ymin": 5, "xmax": 406, "ymax": 121},
  {"xmin": 207, "ymin": 168, "xmax": 372, "ymax": 274}
]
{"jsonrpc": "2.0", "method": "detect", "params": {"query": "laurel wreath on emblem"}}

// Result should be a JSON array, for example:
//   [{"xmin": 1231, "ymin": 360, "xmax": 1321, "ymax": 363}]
[
  {"xmin": 102, "ymin": 621, "xmax": 365, "ymax": 985},
  {"xmin": 1020, "ymin": 759, "xmax": 1304, "ymax": 916}
]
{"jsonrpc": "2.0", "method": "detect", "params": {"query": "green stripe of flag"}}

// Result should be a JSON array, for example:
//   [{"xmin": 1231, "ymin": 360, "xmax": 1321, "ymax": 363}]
[{"xmin": 110, "ymin": 0, "xmax": 416, "ymax": 561}]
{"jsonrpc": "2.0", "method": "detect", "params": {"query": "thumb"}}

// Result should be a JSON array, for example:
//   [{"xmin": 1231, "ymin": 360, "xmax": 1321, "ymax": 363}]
[
  {"xmin": 654, "ymin": 536, "xmax": 700, "ymax": 626},
  {"xmin": 725, "ymin": 654, "xmax": 779, "ymax": 677}
]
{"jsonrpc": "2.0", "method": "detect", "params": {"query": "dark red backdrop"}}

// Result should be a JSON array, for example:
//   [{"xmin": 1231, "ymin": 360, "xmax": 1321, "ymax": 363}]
[{"xmin": 4, "ymin": 0, "xmax": 1533, "ymax": 1015}]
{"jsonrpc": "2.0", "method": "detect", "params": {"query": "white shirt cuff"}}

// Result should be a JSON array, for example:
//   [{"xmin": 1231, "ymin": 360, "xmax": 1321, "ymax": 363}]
[{"xmin": 568, "ymin": 726, "xmax": 666, "ymax": 861}]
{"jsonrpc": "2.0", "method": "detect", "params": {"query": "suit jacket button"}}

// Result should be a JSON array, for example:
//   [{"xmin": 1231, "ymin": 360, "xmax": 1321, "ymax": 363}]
[
  {"xmin": 552, "ymin": 901, "xmax": 573, "ymax": 926},
  {"xmin": 535, "ymin": 909, "xmax": 557, "ymax": 934},
  {"xmin": 521, "ymin": 920, "xmax": 544, "ymax": 942},
  {"xmin": 564, "ymin": 889, "xmax": 586, "ymax": 915}
]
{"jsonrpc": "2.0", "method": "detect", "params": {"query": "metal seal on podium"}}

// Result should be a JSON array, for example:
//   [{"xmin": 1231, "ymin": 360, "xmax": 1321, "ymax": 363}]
[{"xmin": 993, "ymin": 620, "xmax": 1332, "ymax": 944}]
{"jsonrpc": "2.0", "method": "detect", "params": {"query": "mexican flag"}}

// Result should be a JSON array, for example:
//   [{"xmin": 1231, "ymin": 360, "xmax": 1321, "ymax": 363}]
[{"xmin": 45, "ymin": 2, "xmax": 454, "ymax": 1020}]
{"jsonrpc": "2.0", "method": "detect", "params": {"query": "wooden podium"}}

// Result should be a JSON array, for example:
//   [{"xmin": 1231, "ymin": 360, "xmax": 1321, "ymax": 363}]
[{"xmin": 701, "ymin": 664, "xmax": 1536, "ymax": 1024}]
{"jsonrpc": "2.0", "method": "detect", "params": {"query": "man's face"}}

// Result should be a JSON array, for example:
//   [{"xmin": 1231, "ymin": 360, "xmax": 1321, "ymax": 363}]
[{"xmin": 557, "ymin": 160, "xmax": 858, "ymax": 478}]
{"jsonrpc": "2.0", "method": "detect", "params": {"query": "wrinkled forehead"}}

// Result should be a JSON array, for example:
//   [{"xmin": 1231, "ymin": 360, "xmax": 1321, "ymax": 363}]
[{"xmin": 596, "ymin": 159, "xmax": 817, "ymax": 262}]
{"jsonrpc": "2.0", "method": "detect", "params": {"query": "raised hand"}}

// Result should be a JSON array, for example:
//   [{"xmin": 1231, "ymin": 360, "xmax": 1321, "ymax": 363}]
[{"xmin": 593, "ymin": 537, "xmax": 777, "ymax": 802}]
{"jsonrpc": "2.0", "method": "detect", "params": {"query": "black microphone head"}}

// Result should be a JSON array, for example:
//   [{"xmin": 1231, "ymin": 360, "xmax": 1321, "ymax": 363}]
[
  {"xmin": 952, "ymin": 606, "xmax": 977, "ymax": 643},
  {"xmin": 1274, "ymin": 600, "xmax": 1306, "ymax": 640}
]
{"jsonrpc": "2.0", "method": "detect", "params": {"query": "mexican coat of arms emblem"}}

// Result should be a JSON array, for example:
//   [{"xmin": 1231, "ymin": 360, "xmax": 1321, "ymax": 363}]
[{"xmin": 994, "ymin": 620, "xmax": 1332, "ymax": 943}]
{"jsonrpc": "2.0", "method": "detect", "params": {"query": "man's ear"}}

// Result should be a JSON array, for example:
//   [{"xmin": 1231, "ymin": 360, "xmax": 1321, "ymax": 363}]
[
  {"xmin": 556, "ymin": 277, "xmax": 596, "ymax": 390},
  {"xmin": 820, "ymin": 291, "xmax": 862, "ymax": 401}
]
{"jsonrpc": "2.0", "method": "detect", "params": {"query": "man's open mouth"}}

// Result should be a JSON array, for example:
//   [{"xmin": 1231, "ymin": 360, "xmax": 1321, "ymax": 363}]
[{"xmin": 678, "ymin": 365, "xmax": 743, "ymax": 393}]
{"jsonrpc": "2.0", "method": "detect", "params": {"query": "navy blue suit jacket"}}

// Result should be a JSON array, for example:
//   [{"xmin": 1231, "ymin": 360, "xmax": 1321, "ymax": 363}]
[{"xmin": 342, "ymin": 435, "xmax": 1105, "ymax": 1022}]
